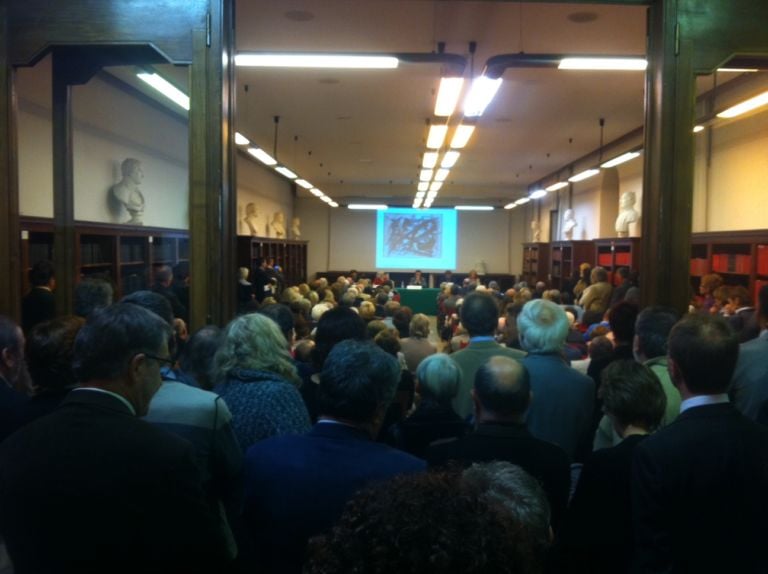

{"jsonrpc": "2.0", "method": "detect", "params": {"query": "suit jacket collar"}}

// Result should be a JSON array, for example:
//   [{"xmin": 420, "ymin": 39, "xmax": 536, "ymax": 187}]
[
  {"xmin": 64, "ymin": 388, "xmax": 136, "ymax": 416},
  {"xmin": 311, "ymin": 420, "xmax": 372, "ymax": 442},
  {"xmin": 676, "ymin": 401, "xmax": 738, "ymax": 422},
  {"xmin": 473, "ymin": 421, "xmax": 531, "ymax": 438},
  {"xmin": 466, "ymin": 340, "xmax": 502, "ymax": 349}
]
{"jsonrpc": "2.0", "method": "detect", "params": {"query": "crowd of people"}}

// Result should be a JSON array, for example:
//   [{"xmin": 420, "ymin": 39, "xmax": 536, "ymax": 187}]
[{"xmin": 2, "ymin": 260, "xmax": 768, "ymax": 573}]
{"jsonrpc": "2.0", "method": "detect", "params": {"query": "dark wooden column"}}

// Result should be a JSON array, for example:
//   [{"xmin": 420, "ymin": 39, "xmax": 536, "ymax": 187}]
[{"xmin": 0, "ymin": 6, "xmax": 21, "ymax": 319}]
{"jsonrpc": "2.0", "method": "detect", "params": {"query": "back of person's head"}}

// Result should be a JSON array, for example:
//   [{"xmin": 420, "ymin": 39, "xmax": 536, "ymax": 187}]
[
  {"xmin": 635, "ymin": 306, "xmax": 680, "ymax": 360},
  {"xmin": 460, "ymin": 292, "xmax": 500, "ymax": 337},
  {"xmin": 517, "ymin": 299, "xmax": 568, "ymax": 353},
  {"xmin": 608, "ymin": 301, "xmax": 639, "ymax": 344},
  {"xmin": 616, "ymin": 267, "xmax": 630, "ymax": 281},
  {"xmin": 154, "ymin": 265, "xmax": 173, "ymax": 286},
  {"xmin": 178, "ymin": 325, "xmax": 221, "ymax": 390},
  {"xmin": 366, "ymin": 319, "xmax": 389, "ymax": 340},
  {"xmin": 474, "ymin": 356, "xmax": 530, "ymax": 418},
  {"xmin": 728, "ymin": 285, "xmax": 751, "ymax": 306},
  {"xmin": 307, "ymin": 470, "xmax": 545, "ymax": 574},
  {"xmin": 312, "ymin": 306, "xmax": 367, "ymax": 370},
  {"xmin": 213, "ymin": 312, "xmax": 298, "ymax": 386},
  {"xmin": 599, "ymin": 359, "xmax": 666, "ymax": 432},
  {"xmin": 26, "ymin": 316, "xmax": 85, "ymax": 391},
  {"xmin": 121, "ymin": 290, "xmax": 174, "ymax": 325},
  {"xmin": 373, "ymin": 329, "xmax": 401, "ymax": 357},
  {"xmin": 409, "ymin": 313, "xmax": 430, "ymax": 338},
  {"xmin": 72, "ymin": 303, "xmax": 171, "ymax": 384},
  {"xmin": 700, "ymin": 273, "xmax": 723, "ymax": 294},
  {"xmin": 294, "ymin": 338, "xmax": 315, "ymax": 364},
  {"xmin": 588, "ymin": 335, "xmax": 613, "ymax": 361},
  {"xmin": 173, "ymin": 261, "xmax": 189, "ymax": 282},
  {"xmin": 317, "ymin": 339, "xmax": 400, "ymax": 424},
  {"xmin": 358, "ymin": 300, "xmax": 376, "ymax": 321},
  {"xmin": 383, "ymin": 300, "xmax": 400, "ymax": 317},
  {"xmin": 29, "ymin": 260, "xmax": 55, "ymax": 287},
  {"xmin": 375, "ymin": 291, "xmax": 389, "ymax": 306},
  {"xmin": 668, "ymin": 314, "xmax": 738, "ymax": 395},
  {"xmin": 591, "ymin": 266, "xmax": 608, "ymax": 283},
  {"xmin": 257, "ymin": 303, "xmax": 295, "ymax": 343},
  {"xmin": 416, "ymin": 353, "xmax": 461, "ymax": 403},
  {"xmin": 462, "ymin": 461, "xmax": 551, "ymax": 553},
  {"xmin": 74, "ymin": 278, "xmax": 114, "ymax": 318},
  {"xmin": 392, "ymin": 307, "xmax": 413, "ymax": 338}
]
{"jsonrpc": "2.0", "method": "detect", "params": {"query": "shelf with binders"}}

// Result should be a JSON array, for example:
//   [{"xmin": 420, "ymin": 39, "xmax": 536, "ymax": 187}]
[
  {"xmin": 594, "ymin": 238, "xmax": 641, "ymax": 285},
  {"xmin": 237, "ymin": 236, "xmax": 308, "ymax": 288},
  {"xmin": 549, "ymin": 240, "xmax": 594, "ymax": 291},
  {"xmin": 521, "ymin": 242, "xmax": 550, "ymax": 286}
]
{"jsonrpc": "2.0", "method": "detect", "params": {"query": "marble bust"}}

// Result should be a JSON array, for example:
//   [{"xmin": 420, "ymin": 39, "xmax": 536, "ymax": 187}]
[
  {"xmin": 531, "ymin": 219, "xmax": 541, "ymax": 242},
  {"xmin": 242, "ymin": 203, "xmax": 260, "ymax": 236},
  {"xmin": 110, "ymin": 158, "xmax": 145, "ymax": 225},
  {"xmin": 562, "ymin": 209, "xmax": 577, "ymax": 240},
  {"xmin": 291, "ymin": 216, "xmax": 301, "ymax": 239},
  {"xmin": 271, "ymin": 211, "xmax": 286, "ymax": 238},
  {"xmin": 615, "ymin": 191, "xmax": 639, "ymax": 237}
]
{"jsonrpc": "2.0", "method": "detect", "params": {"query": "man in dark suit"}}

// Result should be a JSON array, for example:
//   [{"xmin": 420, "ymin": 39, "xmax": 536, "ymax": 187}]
[
  {"xmin": 0, "ymin": 304, "xmax": 229, "ymax": 574},
  {"xmin": 428, "ymin": 355, "xmax": 570, "ymax": 531},
  {"xmin": 20, "ymin": 259, "xmax": 56, "ymax": 334},
  {"xmin": 632, "ymin": 314, "xmax": 768, "ymax": 573},
  {"xmin": 243, "ymin": 339, "xmax": 425, "ymax": 573},
  {"xmin": 0, "ymin": 316, "xmax": 28, "ymax": 443},
  {"xmin": 730, "ymin": 283, "xmax": 768, "ymax": 420},
  {"xmin": 518, "ymin": 299, "xmax": 595, "ymax": 461}
]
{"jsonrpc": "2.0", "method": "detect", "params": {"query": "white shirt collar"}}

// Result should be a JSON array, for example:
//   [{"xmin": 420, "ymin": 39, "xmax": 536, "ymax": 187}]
[
  {"xmin": 680, "ymin": 394, "xmax": 729, "ymax": 414},
  {"xmin": 72, "ymin": 387, "xmax": 136, "ymax": 416}
]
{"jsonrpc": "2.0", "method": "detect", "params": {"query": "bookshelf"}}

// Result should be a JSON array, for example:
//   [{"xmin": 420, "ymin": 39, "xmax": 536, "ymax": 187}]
[
  {"xmin": 594, "ymin": 238, "xmax": 642, "ymax": 284},
  {"xmin": 549, "ymin": 240, "xmax": 594, "ymax": 291},
  {"xmin": 237, "ymin": 236, "xmax": 308, "ymax": 288},
  {"xmin": 521, "ymin": 242, "xmax": 550, "ymax": 286}
]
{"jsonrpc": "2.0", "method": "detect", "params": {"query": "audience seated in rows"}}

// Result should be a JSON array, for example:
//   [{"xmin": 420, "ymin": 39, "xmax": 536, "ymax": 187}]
[{"xmin": 399, "ymin": 312, "xmax": 437, "ymax": 373}]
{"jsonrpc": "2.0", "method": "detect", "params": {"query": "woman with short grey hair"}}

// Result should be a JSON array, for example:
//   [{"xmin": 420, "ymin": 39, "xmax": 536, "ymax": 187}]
[{"xmin": 399, "ymin": 313, "xmax": 437, "ymax": 373}]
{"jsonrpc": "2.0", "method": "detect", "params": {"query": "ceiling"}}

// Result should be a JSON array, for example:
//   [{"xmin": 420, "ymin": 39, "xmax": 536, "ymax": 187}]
[{"xmin": 234, "ymin": 1, "xmax": 649, "ymax": 207}]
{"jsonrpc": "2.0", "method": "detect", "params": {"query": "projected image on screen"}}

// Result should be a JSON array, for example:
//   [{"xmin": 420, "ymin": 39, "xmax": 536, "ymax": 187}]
[{"xmin": 376, "ymin": 208, "xmax": 457, "ymax": 270}]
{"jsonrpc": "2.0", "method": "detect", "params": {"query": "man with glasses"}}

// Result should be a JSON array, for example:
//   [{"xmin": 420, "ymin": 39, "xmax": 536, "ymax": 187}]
[{"xmin": 0, "ymin": 303, "xmax": 230, "ymax": 573}]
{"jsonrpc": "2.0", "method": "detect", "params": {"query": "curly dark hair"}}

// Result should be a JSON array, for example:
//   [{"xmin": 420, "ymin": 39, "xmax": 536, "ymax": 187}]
[{"xmin": 305, "ymin": 471, "xmax": 544, "ymax": 574}]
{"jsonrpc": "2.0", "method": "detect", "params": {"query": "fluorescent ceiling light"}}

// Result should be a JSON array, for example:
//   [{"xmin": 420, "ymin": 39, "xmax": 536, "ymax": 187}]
[
  {"xmin": 247, "ymin": 147, "xmax": 277, "ymax": 166},
  {"xmin": 450, "ymin": 125, "xmax": 475, "ymax": 149},
  {"xmin": 514, "ymin": 197, "xmax": 531, "ymax": 205},
  {"xmin": 234, "ymin": 132, "xmax": 250, "ymax": 146},
  {"xmin": 504, "ymin": 202, "xmax": 517, "ymax": 210},
  {"xmin": 717, "ymin": 68, "xmax": 758, "ymax": 73},
  {"xmin": 441, "ymin": 151, "xmax": 460, "ymax": 168},
  {"xmin": 235, "ymin": 53, "xmax": 399, "ymax": 69},
  {"xmin": 693, "ymin": 125, "xmax": 705, "ymax": 133},
  {"xmin": 309, "ymin": 188, "xmax": 324, "ymax": 197},
  {"xmin": 717, "ymin": 90, "xmax": 768, "ymax": 118},
  {"xmin": 464, "ymin": 76, "xmax": 503, "ymax": 117},
  {"xmin": 275, "ymin": 165, "xmax": 298, "ymax": 179},
  {"xmin": 545, "ymin": 181, "xmax": 569, "ymax": 192},
  {"xmin": 434, "ymin": 77, "xmax": 465, "ymax": 117},
  {"xmin": 427, "ymin": 125, "xmax": 448, "ymax": 149},
  {"xmin": 558, "ymin": 58, "xmax": 647, "ymax": 71},
  {"xmin": 455, "ymin": 205, "xmax": 494, "ymax": 211},
  {"xmin": 348, "ymin": 204, "xmax": 388, "ymax": 210},
  {"xmin": 434, "ymin": 168, "xmax": 450, "ymax": 182},
  {"xmin": 295, "ymin": 179, "xmax": 313, "ymax": 189},
  {"xmin": 600, "ymin": 151, "xmax": 641, "ymax": 168},
  {"xmin": 320, "ymin": 196, "xmax": 333, "ymax": 203},
  {"xmin": 429, "ymin": 181, "xmax": 443, "ymax": 192},
  {"xmin": 530, "ymin": 189, "xmax": 548, "ymax": 199},
  {"xmin": 419, "ymin": 169, "xmax": 434, "ymax": 182},
  {"xmin": 417, "ymin": 181, "xmax": 429, "ymax": 192},
  {"xmin": 137, "ymin": 72, "xmax": 190, "ymax": 110},
  {"xmin": 427, "ymin": 190, "xmax": 439, "ymax": 199},
  {"xmin": 413, "ymin": 199, "xmax": 423, "ymax": 208},
  {"xmin": 416, "ymin": 191, "xmax": 426, "ymax": 199},
  {"xmin": 329, "ymin": 201, "xmax": 339, "ymax": 208},
  {"xmin": 422, "ymin": 152, "xmax": 438, "ymax": 169},
  {"xmin": 568, "ymin": 168, "xmax": 600, "ymax": 182}
]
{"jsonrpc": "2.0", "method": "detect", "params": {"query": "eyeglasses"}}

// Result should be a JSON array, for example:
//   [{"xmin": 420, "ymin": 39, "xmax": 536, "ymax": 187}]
[{"xmin": 143, "ymin": 353, "xmax": 175, "ymax": 367}]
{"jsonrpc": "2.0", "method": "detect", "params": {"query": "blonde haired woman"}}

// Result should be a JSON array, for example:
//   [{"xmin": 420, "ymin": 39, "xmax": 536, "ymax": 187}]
[{"xmin": 213, "ymin": 313, "xmax": 310, "ymax": 451}]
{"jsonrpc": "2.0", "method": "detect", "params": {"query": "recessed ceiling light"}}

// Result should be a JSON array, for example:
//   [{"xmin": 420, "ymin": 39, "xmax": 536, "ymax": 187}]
[
  {"xmin": 568, "ymin": 168, "xmax": 600, "ymax": 182},
  {"xmin": 434, "ymin": 77, "xmax": 464, "ymax": 117},
  {"xmin": 234, "ymin": 132, "xmax": 250, "ymax": 146},
  {"xmin": 247, "ymin": 147, "xmax": 277, "ymax": 166},
  {"xmin": 450, "ymin": 125, "xmax": 475, "ymax": 149},
  {"xmin": 275, "ymin": 165, "xmax": 298, "ymax": 179},
  {"xmin": 434, "ymin": 168, "xmax": 450, "ymax": 182},
  {"xmin": 429, "ymin": 181, "xmax": 443, "ymax": 192},
  {"xmin": 504, "ymin": 202, "xmax": 517, "ymax": 210},
  {"xmin": 136, "ymin": 72, "xmax": 190, "ymax": 110},
  {"xmin": 600, "ymin": 151, "xmax": 641, "ymax": 168},
  {"xmin": 422, "ymin": 152, "xmax": 439, "ymax": 169},
  {"xmin": 426, "ymin": 125, "xmax": 448, "ymax": 149},
  {"xmin": 417, "ymin": 181, "xmax": 429, "ymax": 192},
  {"xmin": 295, "ymin": 179, "xmax": 313, "ymax": 189},
  {"xmin": 464, "ymin": 76, "xmax": 503, "ymax": 117},
  {"xmin": 419, "ymin": 169, "xmax": 434, "ymax": 182},
  {"xmin": 441, "ymin": 151, "xmax": 460, "ymax": 168},
  {"xmin": 309, "ymin": 188, "xmax": 324, "ymax": 197},
  {"xmin": 514, "ymin": 197, "xmax": 531, "ymax": 205},
  {"xmin": 530, "ymin": 189, "xmax": 548, "ymax": 199},
  {"xmin": 545, "ymin": 182, "xmax": 569, "ymax": 192}
]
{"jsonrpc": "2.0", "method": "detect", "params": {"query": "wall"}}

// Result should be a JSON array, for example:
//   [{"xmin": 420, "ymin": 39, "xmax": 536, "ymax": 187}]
[
  {"xmin": 17, "ymin": 57, "xmax": 190, "ymax": 229},
  {"xmin": 236, "ymin": 154, "xmax": 295, "ymax": 237}
]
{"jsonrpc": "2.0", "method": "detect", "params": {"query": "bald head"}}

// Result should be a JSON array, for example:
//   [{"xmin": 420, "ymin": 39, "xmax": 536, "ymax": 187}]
[{"xmin": 473, "ymin": 356, "xmax": 531, "ymax": 421}]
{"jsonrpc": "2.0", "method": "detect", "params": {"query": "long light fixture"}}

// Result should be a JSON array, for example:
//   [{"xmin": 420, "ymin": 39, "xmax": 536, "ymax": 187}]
[
  {"xmin": 329, "ymin": 201, "xmax": 339, "ymax": 208},
  {"xmin": 514, "ymin": 197, "xmax": 531, "ymax": 205},
  {"xmin": 601, "ymin": 151, "xmax": 641, "ymax": 168},
  {"xmin": 464, "ymin": 76, "xmax": 503, "ymax": 117},
  {"xmin": 558, "ymin": 58, "xmax": 647, "ymax": 71},
  {"xmin": 441, "ymin": 151, "xmax": 461, "ymax": 168},
  {"xmin": 422, "ymin": 152, "xmax": 439, "ymax": 169},
  {"xmin": 545, "ymin": 181, "xmax": 569, "ymax": 192},
  {"xmin": 413, "ymin": 198, "xmax": 423, "ymax": 208},
  {"xmin": 429, "ymin": 181, "xmax": 443, "ymax": 192},
  {"xmin": 417, "ymin": 181, "xmax": 429, "ymax": 192},
  {"xmin": 137, "ymin": 72, "xmax": 190, "ymax": 110},
  {"xmin": 235, "ymin": 53, "xmax": 399, "ymax": 69},
  {"xmin": 295, "ymin": 178, "xmax": 313, "ymax": 189},
  {"xmin": 450, "ymin": 124, "xmax": 475, "ymax": 149},
  {"xmin": 434, "ymin": 168, "xmax": 450, "ymax": 182},
  {"xmin": 693, "ymin": 125, "xmax": 705, "ymax": 133},
  {"xmin": 434, "ymin": 77, "xmax": 465, "ymax": 117},
  {"xmin": 504, "ymin": 202, "xmax": 517, "ymax": 210},
  {"xmin": 348, "ymin": 204, "xmax": 388, "ymax": 210},
  {"xmin": 419, "ymin": 169, "xmax": 434, "ymax": 182},
  {"xmin": 568, "ymin": 168, "xmax": 600, "ymax": 182},
  {"xmin": 455, "ymin": 205, "xmax": 494, "ymax": 211},
  {"xmin": 427, "ymin": 125, "xmax": 448, "ymax": 149},
  {"xmin": 275, "ymin": 165, "xmax": 298, "ymax": 180},
  {"xmin": 309, "ymin": 188, "xmax": 324, "ymax": 197},
  {"xmin": 415, "ymin": 191, "xmax": 426, "ymax": 199},
  {"xmin": 717, "ymin": 67, "xmax": 758, "ymax": 73},
  {"xmin": 320, "ymin": 196, "xmax": 333, "ymax": 204},
  {"xmin": 247, "ymin": 147, "xmax": 277, "ymax": 166},
  {"xmin": 427, "ymin": 190, "xmax": 439, "ymax": 199},
  {"xmin": 234, "ymin": 132, "xmax": 250, "ymax": 145},
  {"xmin": 717, "ymin": 90, "xmax": 768, "ymax": 118},
  {"xmin": 530, "ymin": 189, "xmax": 548, "ymax": 199}
]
